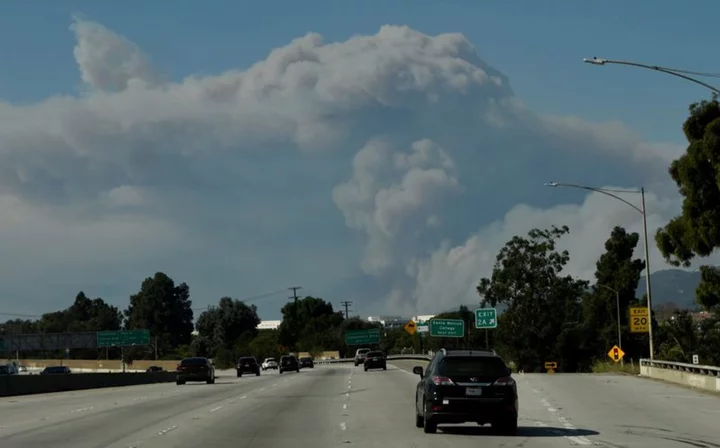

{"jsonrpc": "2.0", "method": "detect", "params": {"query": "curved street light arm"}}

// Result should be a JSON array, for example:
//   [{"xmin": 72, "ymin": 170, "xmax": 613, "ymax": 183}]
[
  {"xmin": 597, "ymin": 284, "xmax": 618, "ymax": 294},
  {"xmin": 547, "ymin": 182, "xmax": 644, "ymax": 215},
  {"xmin": 585, "ymin": 58, "xmax": 720, "ymax": 96}
]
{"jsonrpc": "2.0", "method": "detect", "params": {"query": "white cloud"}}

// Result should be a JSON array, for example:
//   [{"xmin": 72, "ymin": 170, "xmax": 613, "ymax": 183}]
[{"xmin": 0, "ymin": 18, "xmax": 696, "ymax": 318}]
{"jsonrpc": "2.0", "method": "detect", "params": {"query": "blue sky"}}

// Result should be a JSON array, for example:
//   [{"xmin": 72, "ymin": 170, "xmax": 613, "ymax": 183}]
[{"xmin": 0, "ymin": 0, "xmax": 716, "ymax": 321}]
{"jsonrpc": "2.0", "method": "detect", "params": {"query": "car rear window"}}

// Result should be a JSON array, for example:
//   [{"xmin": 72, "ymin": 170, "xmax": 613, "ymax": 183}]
[
  {"xmin": 239, "ymin": 357, "xmax": 256, "ymax": 363},
  {"xmin": 181, "ymin": 358, "xmax": 207, "ymax": 366},
  {"xmin": 0, "ymin": 366, "xmax": 11, "ymax": 374},
  {"xmin": 366, "ymin": 351, "xmax": 384, "ymax": 357},
  {"xmin": 438, "ymin": 356, "xmax": 508, "ymax": 377}
]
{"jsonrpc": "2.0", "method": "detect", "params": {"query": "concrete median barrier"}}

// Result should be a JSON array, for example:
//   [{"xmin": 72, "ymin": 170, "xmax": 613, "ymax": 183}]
[{"xmin": 0, "ymin": 371, "xmax": 177, "ymax": 397}]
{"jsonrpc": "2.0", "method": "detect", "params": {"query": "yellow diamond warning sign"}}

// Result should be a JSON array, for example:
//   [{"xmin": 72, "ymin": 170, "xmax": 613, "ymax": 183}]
[
  {"xmin": 607, "ymin": 345, "xmax": 625, "ymax": 363},
  {"xmin": 404, "ymin": 320, "xmax": 417, "ymax": 335}
]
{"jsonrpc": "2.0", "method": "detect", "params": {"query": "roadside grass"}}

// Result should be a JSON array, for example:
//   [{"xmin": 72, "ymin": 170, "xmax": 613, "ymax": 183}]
[{"xmin": 592, "ymin": 360, "xmax": 640, "ymax": 375}]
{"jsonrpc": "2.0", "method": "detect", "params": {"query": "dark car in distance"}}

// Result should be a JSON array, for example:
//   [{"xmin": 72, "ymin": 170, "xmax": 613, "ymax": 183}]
[
  {"xmin": 299, "ymin": 357, "xmax": 314, "ymax": 369},
  {"xmin": 363, "ymin": 350, "xmax": 387, "ymax": 371},
  {"xmin": 41, "ymin": 366, "xmax": 71, "ymax": 375},
  {"xmin": 237, "ymin": 356, "xmax": 261, "ymax": 377},
  {"xmin": 176, "ymin": 357, "xmax": 215, "ymax": 385},
  {"xmin": 413, "ymin": 348, "xmax": 518, "ymax": 435},
  {"xmin": 279, "ymin": 355, "xmax": 300, "ymax": 373}
]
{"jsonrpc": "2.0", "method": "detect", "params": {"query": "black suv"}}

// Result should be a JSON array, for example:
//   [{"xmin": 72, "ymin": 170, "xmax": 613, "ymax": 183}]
[
  {"xmin": 279, "ymin": 355, "xmax": 300, "ymax": 373},
  {"xmin": 412, "ymin": 348, "xmax": 517, "ymax": 434},
  {"xmin": 237, "ymin": 356, "xmax": 261, "ymax": 377},
  {"xmin": 177, "ymin": 357, "xmax": 215, "ymax": 385},
  {"xmin": 363, "ymin": 350, "xmax": 387, "ymax": 371}
]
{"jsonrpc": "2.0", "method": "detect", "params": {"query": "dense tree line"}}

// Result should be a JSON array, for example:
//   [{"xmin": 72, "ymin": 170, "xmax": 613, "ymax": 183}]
[{"xmin": 2, "ymin": 99, "xmax": 720, "ymax": 370}]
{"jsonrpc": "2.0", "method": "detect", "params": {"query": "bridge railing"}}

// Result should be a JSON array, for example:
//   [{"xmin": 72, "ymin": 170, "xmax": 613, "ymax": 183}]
[
  {"xmin": 640, "ymin": 359, "xmax": 720, "ymax": 377},
  {"xmin": 315, "ymin": 355, "xmax": 432, "ymax": 365},
  {"xmin": 639, "ymin": 359, "xmax": 720, "ymax": 393}
]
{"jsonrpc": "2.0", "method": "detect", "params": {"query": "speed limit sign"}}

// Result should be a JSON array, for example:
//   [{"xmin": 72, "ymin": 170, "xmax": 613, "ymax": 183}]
[{"xmin": 629, "ymin": 307, "xmax": 649, "ymax": 333}]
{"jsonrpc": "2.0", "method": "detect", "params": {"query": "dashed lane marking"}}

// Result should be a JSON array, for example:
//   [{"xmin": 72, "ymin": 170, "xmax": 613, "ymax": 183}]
[
  {"xmin": 209, "ymin": 406, "xmax": 222, "ymax": 413},
  {"xmin": 157, "ymin": 425, "xmax": 178, "ymax": 435}
]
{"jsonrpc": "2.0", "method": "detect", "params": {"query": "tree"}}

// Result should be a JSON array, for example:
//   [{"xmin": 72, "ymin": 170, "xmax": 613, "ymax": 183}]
[
  {"xmin": 124, "ymin": 272, "xmax": 194, "ymax": 357},
  {"xmin": 655, "ymin": 99, "xmax": 720, "ymax": 312},
  {"xmin": 194, "ymin": 297, "xmax": 261, "ymax": 362},
  {"xmin": 278, "ymin": 296, "xmax": 344, "ymax": 352},
  {"xmin": 477, "ymin": 226, "xmax": 589, "ymax": 372},
  {"xmin": 583, "ymin": 226, "xmax": 646, "ymax": 360},
  {"xmin": 65, "ymin": 292, "xmax": 122, "ymax": 333}
]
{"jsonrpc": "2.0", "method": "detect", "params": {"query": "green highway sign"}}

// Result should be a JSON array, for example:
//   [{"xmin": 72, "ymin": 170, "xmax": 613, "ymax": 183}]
[
  {"xmin": 475, "ymin": 308, "xmax": 497, "ymax": 329},
  {"xmin": 97, "ymin": 330, "xmax": 150, "ymax": 348},
  {"xmin": 344, "ymin": 328, "xmax": 381, "ymax": 346},
  {"xmin": 429, "ymin": 319, "xmax": 465, "ymax": 338}
]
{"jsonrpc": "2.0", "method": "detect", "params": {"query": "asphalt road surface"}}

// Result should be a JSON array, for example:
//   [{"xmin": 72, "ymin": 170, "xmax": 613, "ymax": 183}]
[{"xmin": 0, "ymin": 363, "xmax": 719, "ymax": 447}]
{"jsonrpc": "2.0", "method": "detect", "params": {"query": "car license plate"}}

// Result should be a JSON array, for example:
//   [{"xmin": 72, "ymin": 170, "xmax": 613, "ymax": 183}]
[
  {"xmin": 465, "ymin": 387, "xmax": 483, "ymax": 396},
  {"xmin": 372, "ymin": 358, "xmax": 378, "ymax": 361}
]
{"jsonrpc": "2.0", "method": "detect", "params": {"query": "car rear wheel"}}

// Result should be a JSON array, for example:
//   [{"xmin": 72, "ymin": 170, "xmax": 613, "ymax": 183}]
[
  {"xmin": 207, "ymin": 377, "xmax": 215, "ymax": 384},
  {"xmin": 415, "ymin": 395, "xmax": 424, "ymax": 428},
  {"xmin": 279, "ymin": 369, "xmax": 283, "ymax": 374},
  {"xmin": 237, "ymin": 372, "xmax": 242, "ymax": 377},
  {"xmin": 383, "ymin": 365, "xmax": 387, "ymax": 370},
  {"xmin": 296, "ymin": 368, "xmax": 299, "ymax": 372},
  {"xmin": 256, "ymin": 371, "xmax": 260, "ymax": 376},
  {"xmin": 494, "ymin": 418, "xmax": 518, "ymax": 436},
  {"xmin": 422, "ymin": 401, "xmax": 437, "ymax": 434},
  {"xmin": 176, "ymin": 380, "xmax": 185, "ymax": 385}
]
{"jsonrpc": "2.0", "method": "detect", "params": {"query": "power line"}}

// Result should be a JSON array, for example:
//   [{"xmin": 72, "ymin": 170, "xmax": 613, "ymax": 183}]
[
  {"xmin": 191, "ymin": 288, "xmax": 291, "ymax": 312},
  {"xmin": 340, "ymin": 301, "xmax": 353, "ymax": 319}
]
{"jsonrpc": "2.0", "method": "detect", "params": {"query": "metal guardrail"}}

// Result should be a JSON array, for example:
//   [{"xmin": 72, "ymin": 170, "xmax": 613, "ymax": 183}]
[
  {"xmin": 640, "ymin": 358, "xmax": 720, "ymax": 377},
  {"xmin": 315, "ymin": 355, "xmax": 432, "ymax": 365}
]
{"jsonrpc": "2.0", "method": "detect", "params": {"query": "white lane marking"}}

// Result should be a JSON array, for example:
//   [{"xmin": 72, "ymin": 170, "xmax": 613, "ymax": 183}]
[
  {"xmin": 272, "ymin": 383, "xmax": 278, "ymax": 387},
  {"xmin": 347, "ymin": 385, "xmax": 351, "ymax": 389},
  {"xmin": 70, "ymin": 407, "xmax": 93, "ymax": 413},
  {"xmin": 260, "ymin": 387, "xmax": 266, "ymax": 392},
  {"xmin": 209, "ymin": 406, "xmax": 222, "ymax": 413},
  {"xmin": 240, "ymin": 395, "xmax": 247, "ymax": 399},
  {"xmin": 158, "ymin": 425, "xmax": 178, "ymax": 435},
  {"xmin": 548, "ymin": 407, "xmax": 557, "ymax": 412},
  {"xmin": 340, "ymin": 422, "xmax": 347, "ymax": 431},
  {"xmin": 343, "ymin": 404, "xmax": 347, "ymax": 410},
  {"xmin": 538, "ymin": 406, "xmax": 592, "ymax": 446}
]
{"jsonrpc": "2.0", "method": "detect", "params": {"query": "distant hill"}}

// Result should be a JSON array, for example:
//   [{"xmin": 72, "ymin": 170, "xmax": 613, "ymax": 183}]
[{"xmin": 637, "ymin": 269, "xmax": 701, "ymax": 310}]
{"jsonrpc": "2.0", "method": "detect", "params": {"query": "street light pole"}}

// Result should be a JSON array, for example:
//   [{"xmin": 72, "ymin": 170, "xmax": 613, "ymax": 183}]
[
  {"xmin": 583, "ymin": 57, "xmax": 720, "ymax": 96},
  {"xmin": 544, "ymin": 182, "xmax": 655, "ymax": 360},
  {"xmin": 598, "ymin": 284, "xmax": 623, "ymax": 366}
]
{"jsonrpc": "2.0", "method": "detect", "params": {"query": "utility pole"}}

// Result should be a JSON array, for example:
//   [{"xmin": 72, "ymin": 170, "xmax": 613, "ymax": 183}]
[
  {"xmin": 340, "ymin": 301, "xmax": 353, "ymax": 319},
  {"xmin": 288, "ymin": 286, "xmax": 302, "ymax": 305}
]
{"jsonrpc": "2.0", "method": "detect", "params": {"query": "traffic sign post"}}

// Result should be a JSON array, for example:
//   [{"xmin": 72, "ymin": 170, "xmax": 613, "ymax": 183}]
[
  {"xmin": 96, "ymin": 330, "xmax": 150, "ymax": 348},
  {"xmin": 404, "ymin": 320, "xmax": 417, "ymax": 335},
  {"xmin": 474, "ymin": 308, "xmax": 497, "ymax": 329},
  {"xmin": 607, "ymin": 345, "xmax": 625, "ymax": 363},
  {"xmin": 344, "ymin": 328, "xmax": 381, "ymax": 346},
  {"xmin": 629, "ymin": 307, "xmax": 649, "ymax": 333},
  {"xmin": 429, "ymin": 319, "xmax": 465, "ymax": 338}
]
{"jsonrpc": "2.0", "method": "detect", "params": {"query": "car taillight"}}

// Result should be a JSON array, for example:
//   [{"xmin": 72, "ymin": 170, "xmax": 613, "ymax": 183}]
[
  {"xmin": 431, "ymin": 376, "xmax": 455, "ymax": 386},
  {"xmin": 494, "ymin": 376, "xmax": 515, "ymax": 386},
  {"xmin": 177, "ymin": 365, "xmax": 184, "ymax": 371}
]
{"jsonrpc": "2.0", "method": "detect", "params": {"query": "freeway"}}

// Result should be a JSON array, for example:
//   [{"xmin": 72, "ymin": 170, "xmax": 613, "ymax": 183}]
[{"xmin": 0, "ymin": 363, "xmax": 719, "ymax": 448}]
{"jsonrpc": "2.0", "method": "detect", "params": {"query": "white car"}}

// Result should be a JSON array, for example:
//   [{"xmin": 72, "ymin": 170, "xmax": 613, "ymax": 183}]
[{"xmin": 261, "ymin": 358, "xmax": 278, "ymax": 370}]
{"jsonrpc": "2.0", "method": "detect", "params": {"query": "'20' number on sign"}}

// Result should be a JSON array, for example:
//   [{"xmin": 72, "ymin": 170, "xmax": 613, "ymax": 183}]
[{"xmin": 633, "ymin": 317, "xmax": 648, "ymax": 326}]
